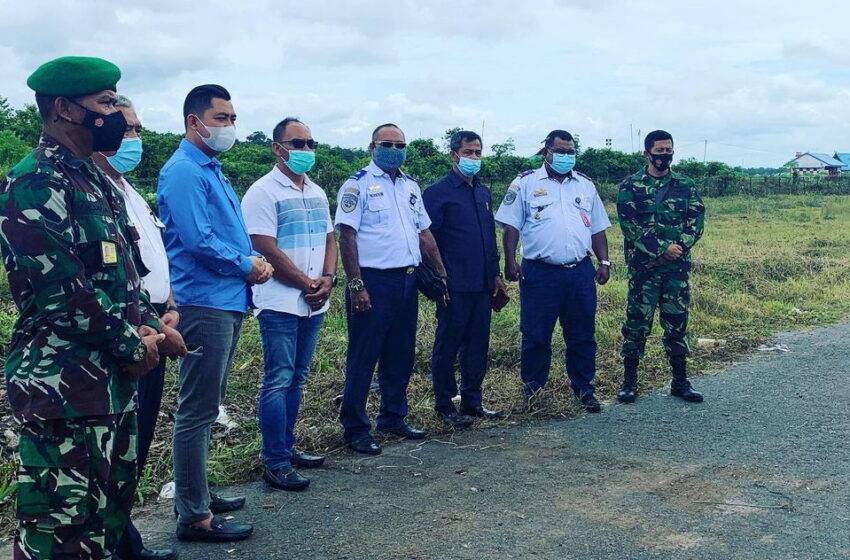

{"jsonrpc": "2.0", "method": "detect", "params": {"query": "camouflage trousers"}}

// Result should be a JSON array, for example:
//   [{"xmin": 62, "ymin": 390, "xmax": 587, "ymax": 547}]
[
  {"xmin": 621, "ymin": 268, "xmax": 691, "ymax": 360},
  {"xmin": 13, "ymin": 412, "xmax": 138, "ymax": 560}
]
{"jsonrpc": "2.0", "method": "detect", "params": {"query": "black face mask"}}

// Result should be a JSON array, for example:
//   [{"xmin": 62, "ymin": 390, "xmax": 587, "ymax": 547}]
[
  {"xmin": 650, "ymin": 153, "xmax": 673, "ymax": 172},
  {"xmin": 65, "ymin": 99, "xmax": 127, "ymax": 152}
]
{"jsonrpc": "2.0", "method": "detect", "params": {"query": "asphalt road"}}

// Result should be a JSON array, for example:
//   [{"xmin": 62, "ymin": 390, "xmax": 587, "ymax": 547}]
[{"xmin": 6, "ymin": 323, "xmax": 850, "ymax": 559}]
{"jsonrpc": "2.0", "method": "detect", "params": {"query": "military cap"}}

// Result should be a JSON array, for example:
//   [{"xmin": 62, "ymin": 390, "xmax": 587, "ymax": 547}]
[{"xmin": 27, "ymin": 56, "xmax": 121, "ymax": 97}]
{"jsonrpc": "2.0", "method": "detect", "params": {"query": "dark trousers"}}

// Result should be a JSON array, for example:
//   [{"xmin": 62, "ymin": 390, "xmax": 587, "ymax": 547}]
[
  {"xmin": 431, "ymin": 290, "xmax": 491, "ymax": 412},
  {"xmin": 117, "ymin": 303, "xmax": 167, "ymax": 558},
  {"xmin": 519, "ymin": 258, "xmax": 597, "ymax": 396},
  {"xmin": 340, "ymin": 267, "xmax": 418, "ymax": 442}
]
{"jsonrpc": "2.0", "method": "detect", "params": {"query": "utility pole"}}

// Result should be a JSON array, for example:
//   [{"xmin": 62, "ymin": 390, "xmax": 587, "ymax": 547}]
[
  {"xmin": 481, "ymin": 120, "xmax": 485, "ymax": 140},
  {"xmin": 630, "ymin": 124, "xmax": 634, "ymax": 152},
  {"xmin": 703, "ymin": 139, "xmax": 708, "ymax": 163}
]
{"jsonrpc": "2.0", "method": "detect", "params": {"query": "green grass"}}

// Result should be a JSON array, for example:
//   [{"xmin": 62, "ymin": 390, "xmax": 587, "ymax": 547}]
[{"xmin": 3, "ymin": 193, "xmax": 850, "ymax": 534}]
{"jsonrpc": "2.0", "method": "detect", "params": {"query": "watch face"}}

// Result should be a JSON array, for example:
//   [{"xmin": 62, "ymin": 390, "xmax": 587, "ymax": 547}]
[{"xmin": 133, "ymin": 343, "xmax": 146, "ymax": 363}]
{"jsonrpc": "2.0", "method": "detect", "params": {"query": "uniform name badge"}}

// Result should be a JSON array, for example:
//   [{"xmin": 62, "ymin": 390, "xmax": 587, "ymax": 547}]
[
  {"xmin": 580, "ymin": 211, "xmax": 591, "ymax": 228},
  {"xmin": 101, "ymin": 241, "xmax": 118, "ymax": 265}
]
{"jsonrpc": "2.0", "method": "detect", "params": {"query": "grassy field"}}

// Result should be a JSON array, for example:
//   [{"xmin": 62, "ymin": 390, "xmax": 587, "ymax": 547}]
[{"xmin": 2, "ymin": 193, "xmax": 850, "ymax": 535}]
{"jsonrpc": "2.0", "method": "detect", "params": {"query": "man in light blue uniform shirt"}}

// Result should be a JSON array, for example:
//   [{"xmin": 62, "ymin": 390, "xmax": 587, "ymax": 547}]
[
  {"xmin": 335, "ymin": 123, "xmax": 448, "ymax": 455},
  {"xmin": 242, "ymin": 117, "xmax": 336, "ymax": 492},
  {"xmin": 157, "ymin": 84, "xmax": 272, "ymax": 543},
  {"xmin": 495, "ymin": 129, "xmax": 611, "ymax": 413}
]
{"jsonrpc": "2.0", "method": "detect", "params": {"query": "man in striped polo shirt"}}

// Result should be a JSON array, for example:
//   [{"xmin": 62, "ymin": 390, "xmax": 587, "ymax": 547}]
[{"xmin": 241, "ymin": 117, "xmax": 337, "ymax": 491}]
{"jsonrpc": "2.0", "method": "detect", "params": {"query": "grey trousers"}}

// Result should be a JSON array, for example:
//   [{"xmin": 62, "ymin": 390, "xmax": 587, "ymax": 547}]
[{"xmin": 173, "ymin": 306, "xmax": 244, "ymax": 525}]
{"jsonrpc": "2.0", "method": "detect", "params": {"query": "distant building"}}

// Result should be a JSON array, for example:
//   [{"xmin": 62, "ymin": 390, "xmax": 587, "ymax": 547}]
[
  {"xmin": 786, "ymin": 152, "xmax": 845, "ymax": 175},
  {"xmin": 833, "ymin": 152, "xmax": 850, "ymax": 172}
]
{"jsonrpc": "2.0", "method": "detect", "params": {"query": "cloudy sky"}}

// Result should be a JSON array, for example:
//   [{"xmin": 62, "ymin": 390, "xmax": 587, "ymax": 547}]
[{"xmin": 1, "ymin": 0, "xmax": 847, "ymax": 167}]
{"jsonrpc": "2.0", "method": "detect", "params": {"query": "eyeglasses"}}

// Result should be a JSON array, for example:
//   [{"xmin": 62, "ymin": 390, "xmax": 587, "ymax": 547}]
[
  {"xmin": 281, "ymin": 138, "xmax": 318, "ymax": 149},
  {"xmin": 375, "ymin": 141, "xmax": 407, "ymax": 149},
  {"xmin": 549, "ymin": 148, "xmax": 577, "ymax": 155}
]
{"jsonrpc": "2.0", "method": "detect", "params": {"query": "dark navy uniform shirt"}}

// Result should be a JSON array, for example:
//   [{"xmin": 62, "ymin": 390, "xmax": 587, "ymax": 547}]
[{"xmin": 423, "ymin": 170, "xmax": 500, "ymax": 293}]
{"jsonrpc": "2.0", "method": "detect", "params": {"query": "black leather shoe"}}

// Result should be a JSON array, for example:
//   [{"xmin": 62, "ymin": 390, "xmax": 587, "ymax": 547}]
[
  {"xmin": 617, "ymin": 382, "xmax": 637, "ymax": 404},
  {"xmin": 209, "ymin": 493, "xmax": 246, "ymax": 514},
  {"xmin": 263, "ymin": 466, "xmax": 309, "ymax": 491},
  {"xmin": 460, "ymin": 404, "xmax": 504, "ymax": 419},
  {"xmin": 671, "ymin": 380, "xmax": 704, "ymax": 403},
  {"xmin": 579, "ymin": 393, "xmax": 602, "ymax": 413},
  {"xmin": 349, "ymin": 437, "xmax": 382, "ymax": 455},
  {"xmin": 176, "ymin": 515, "xmax": 253, "ymax": 542},
  {"xmin": 437, "ymin": 409, "xmax": 474, "ymax": 428},
  {"xmin": 130, "ymin": 548, "xmax": 178, "ymax": 560},
  {"xmin": 378, "ymin": 423, "xmax": 428, "ymax": 440},
  {"xmin": 291, "ymin": 448, "xmax": 325, "ymax": 468}
]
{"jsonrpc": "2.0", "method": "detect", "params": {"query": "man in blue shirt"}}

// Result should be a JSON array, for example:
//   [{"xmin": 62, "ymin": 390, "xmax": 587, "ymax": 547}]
[
  {"xmin": 423, "ymin": 131, "xmax": 508, "ymax": 428},
  {"xmin": 157, "ymin": 84, "xmax": 273, "ymax": 543}
]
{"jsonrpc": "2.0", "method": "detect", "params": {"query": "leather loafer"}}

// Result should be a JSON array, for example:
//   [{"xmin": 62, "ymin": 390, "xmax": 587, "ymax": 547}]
[
  {"xmin": 579, "ymin": 393, "xmax": 602, "ymax": 413},
  {"xmin": 209, "ymin": 493, "xmax": 245, "ymax": 514},
  {"xmin": 437, "ymin": 409, "xmax": 474, "ymax": 428},
  {"xmin": 671, "ymin": 381, "xmax": 704, "ymax": 403},
  {"xmin": 617, "ymin": 383, "xmax": 637, "ymax": 404},
  {"xmin": 176, "ymin": 515, "xmax": 253, "ymax": 542},
  {"xmin": 130, "ymin": 548, "xmax": 178, "ymax": 560},
  {"xmin": 263, "ymin": 466, "xmax": 309, "ymax": 491},
  {"xmin": 460, "ymin": 404, "xmax": 504, "ymax": 419},
  {"xmin": 291, "ymin": 448, "xmax": 325, "ymax": 468},
  {"xmin": 349, "ymin": 437, "xmax": 382, "ymax": 455},
  {"xmin": 378, "ymin": 423, "xmax": 428, "ymax": 440}
]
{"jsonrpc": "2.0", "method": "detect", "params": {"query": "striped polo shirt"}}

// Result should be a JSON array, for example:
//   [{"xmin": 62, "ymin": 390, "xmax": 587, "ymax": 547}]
[{"xmin": 241, "ymin": 165, "xmax": 333, "ymax": 317}]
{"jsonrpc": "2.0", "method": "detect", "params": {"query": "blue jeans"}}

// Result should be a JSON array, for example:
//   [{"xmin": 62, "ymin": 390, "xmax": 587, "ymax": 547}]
[
  {"xmin": 520, "ymin": 258, "xmax": 597, "ymax": 396},
  {"xmin": 258, "ymin": 310, "xmax": 324, "ymax": 470}
]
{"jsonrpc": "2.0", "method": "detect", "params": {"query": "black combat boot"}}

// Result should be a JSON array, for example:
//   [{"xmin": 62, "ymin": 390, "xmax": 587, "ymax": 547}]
[
  {"xmin": 670, "ymin": 355, "xmax": 703, "ymax": 403},
  {"xmin": 617, "ymin": 358, "xmax": 639, "ymax": 403}
]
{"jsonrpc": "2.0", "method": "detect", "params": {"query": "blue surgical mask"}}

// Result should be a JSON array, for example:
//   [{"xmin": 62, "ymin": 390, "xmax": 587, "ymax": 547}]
[
  {"xmin": 549, "ymin": 152, "xmax": 576, "ymax": 175},
  {"xmin": 373, "ymin": 146, "xmax": 407, "ymax": 172},
  {"xmin": 278, "ymin": 145, "xmax": 315, "ymax": 175},
  {"xmin": 457, "ymin": 156, "xmax": 481, "ymax": 177},
  {"xmin": 106, "ymin": 137, "xmax": 143, "ymax": 174}
]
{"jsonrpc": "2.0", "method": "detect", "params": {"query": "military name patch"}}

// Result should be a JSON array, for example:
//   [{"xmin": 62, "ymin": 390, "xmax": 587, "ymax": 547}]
[
  {"xmin": 341, "ymin": 193, "xmax": 359, "ymax": 213},
  {"xmin": 503, "ymin": 188, "xmax": 518, "ymax": 205},
  {"xmin": 101, "ymin": 241, "xmax": 118, "ymax": 265}
]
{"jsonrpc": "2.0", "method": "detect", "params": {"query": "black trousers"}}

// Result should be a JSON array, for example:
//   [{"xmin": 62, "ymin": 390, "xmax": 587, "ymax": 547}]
[{"xmin": 117, "ymin": 303, "xmax": 168, "ymax": 557}]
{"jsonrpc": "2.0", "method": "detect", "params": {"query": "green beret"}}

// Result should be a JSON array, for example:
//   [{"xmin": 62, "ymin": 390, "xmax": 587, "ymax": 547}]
[{"xmin": 27, "ymin": 56, "xmax": 121, "ymax": 97}]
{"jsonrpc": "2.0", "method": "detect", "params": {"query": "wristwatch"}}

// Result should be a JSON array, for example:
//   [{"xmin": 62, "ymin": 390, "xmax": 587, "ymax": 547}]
[
  {"xmin": 165, "ymin": 304, "xmax": 179, "ymax": 314},
  {"xmin": 323, "ymin": 273, "xmax": 338, "ymax": 287},
  {"xmin": 347, "ymin": 278, "xmax": 365, "ymax": 292},
  {"xmin": 129, "ymin": 341, "xmax": 147, "ymax": 364},
  {"xmin": 599, "ymin": 260, "xmax": 611, "ymax": 267}
]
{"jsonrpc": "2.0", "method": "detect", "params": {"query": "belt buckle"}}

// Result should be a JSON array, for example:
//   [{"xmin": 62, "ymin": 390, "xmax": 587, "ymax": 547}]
[{"xmin": 406, "ymin": 266, "xmax": 415, "ymax": 274}]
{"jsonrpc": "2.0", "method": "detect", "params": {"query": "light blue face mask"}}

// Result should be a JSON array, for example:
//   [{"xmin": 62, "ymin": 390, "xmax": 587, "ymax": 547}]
[
  {"xmin": 279, "ymin": 146, "xmax": 316, "ymax": 175},
  {"xmin": 549, "ymin": 152, "xmax": 576, "ymax": 175},
  {"xmin": 457, "ymin": 156, "xmax": 481, "ymax": 177},
  {"xmin": 106, "ymin": 137, "xmax": 143, "ymax": 174},
  {"xmin": 373, "ymin": 146, "xmax": 407, "ymax": 172}
]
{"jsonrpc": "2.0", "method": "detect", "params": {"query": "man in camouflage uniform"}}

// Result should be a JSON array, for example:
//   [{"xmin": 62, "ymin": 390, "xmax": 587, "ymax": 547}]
[
  {"xmin": 616, "ymin": 130, "xmax": 705, "ymax": 404},
  {"xmin": 0, "ymin": 57, "xmax": 167, "ymax": 559}
]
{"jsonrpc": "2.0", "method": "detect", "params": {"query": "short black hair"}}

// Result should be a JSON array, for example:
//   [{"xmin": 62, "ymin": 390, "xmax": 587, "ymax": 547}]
[
  {"xmin": 372, "ymin": 123, "xmax": 401, "ymax": 142},
  {"xmin": 34, "ymin": 94, "xmax": 57, "ymax": 120},
  {"xmin": 450, "ymin": 130, "xmax": 482, "ymax": 153},
  {"xmin": 183, "ymin": 84, "xmax": 231, "ymax": 122},
  {"xmin": 644, "ymin": 130, "xmax": 674, "ymax": 152},
  {"xmin": 543, "ymin": 129, "xmax": 574, "ymax": 148},
  {"xmin": 272, "ymin": 117, "xmax": 304, "ymax": 143}
]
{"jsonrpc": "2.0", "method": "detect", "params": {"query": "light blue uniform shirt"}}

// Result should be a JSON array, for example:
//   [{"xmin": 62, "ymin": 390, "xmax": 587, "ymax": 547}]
[
  {"xmin": 157, "ymin": 139, "xmax": 255, "ymax": 312},
  {"xmin": 495, "ymin": 166, "xmax": 611, "ymax": 265},
  {"xmin": 334, "ymin": 161, "xmax": 431, "ymax": 269}
]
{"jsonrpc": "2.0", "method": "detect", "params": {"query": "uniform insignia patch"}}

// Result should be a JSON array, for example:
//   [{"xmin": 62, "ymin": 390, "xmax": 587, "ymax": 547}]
[
  {"xmin": 101, "ymin": 241, "xmax": 118, "ymax": 265},
  {"xmin": 368, "ymin": 185, "xmax": 381, "ymax": 192},
  {"xmin": 533, "ymin": 188, "xmax": 548, "ymax": 198},
  {"xmin": 341, "ymin": 193, "xmax": 359, "ymax": 213},
  {"xmin": 409, "ymin": 192, "xmax": 418, "ymax": 207},
  {"xmin": 503, "ymin": 189, "xmax": 518, "ymax": 205},
  {"xmin": 345, "ymin": 186, "xmax": 359, "ymax": 194}
]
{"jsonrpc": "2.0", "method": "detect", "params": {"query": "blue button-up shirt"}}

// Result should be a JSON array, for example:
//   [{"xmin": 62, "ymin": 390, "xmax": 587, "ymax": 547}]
[
  {"xmin": 157, "ymin": 139, "xmax": 254, "ymax": 312},
  {"xmin": 423, "ymin": 170, "xmax": 500, "ymax": 292},
  {"xmin": 495, "ymin": 165, "xmax": 611, "ymax": 265}
]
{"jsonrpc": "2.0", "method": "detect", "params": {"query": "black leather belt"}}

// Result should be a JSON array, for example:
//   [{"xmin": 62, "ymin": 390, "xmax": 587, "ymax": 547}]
[
  {"xmin": 363, "ymin": 266, "xmax": 415, "ymax": 275},
  {"xmin": 528, "ymin": 256, "xmax": 589, "ymax": 269}
]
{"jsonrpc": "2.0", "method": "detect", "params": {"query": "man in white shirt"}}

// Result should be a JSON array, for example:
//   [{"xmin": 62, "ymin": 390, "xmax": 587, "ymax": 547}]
[
  {"xmin": 91, "ymin": 95, "xmax": 186, "ymax": 560},
  {"xmin": 241, "ymin": 118, "xmax": 336, "ymax": 491}
]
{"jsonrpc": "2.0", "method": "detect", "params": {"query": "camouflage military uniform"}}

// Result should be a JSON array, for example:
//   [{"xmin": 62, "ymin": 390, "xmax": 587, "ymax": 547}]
[
  {"xmin": 617, "ymin": 168, "xmax": 705, "ymax": 359},
  {"xmin": 0, "ymin": 135, "xmax": 160, "ymax": 559}
]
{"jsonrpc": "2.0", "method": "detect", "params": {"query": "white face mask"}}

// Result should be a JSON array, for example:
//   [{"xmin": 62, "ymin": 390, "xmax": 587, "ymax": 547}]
[{"xmin": 193, "ymin": 116, "xmax": 236, "ymax": 153}]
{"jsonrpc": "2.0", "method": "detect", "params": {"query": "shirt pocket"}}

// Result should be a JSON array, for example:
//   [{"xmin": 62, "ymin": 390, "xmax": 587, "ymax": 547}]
[
  {"xmin": 73, "ymin": 210, "xmax": 124, "ymax": 284},
  {"xmin": 364, "ymin": 193, "xmax": 391, "ymax": 228},
  {"xmin": 528, "ymin": 196, "xmax": 554, "ymax": 223}
]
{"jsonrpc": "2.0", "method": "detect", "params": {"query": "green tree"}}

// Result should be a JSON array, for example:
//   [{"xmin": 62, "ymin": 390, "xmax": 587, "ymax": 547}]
[
  {"xmin": 442, "ymin": 127, "xmax": 462, "ymax": 151},
  {"xmin": 491, "ymin": 137, "xmax": 515, "ymax": 158},
  {"xmin": 0, "ymin": 130, "xmax": 30, "ymax": 177},
  {"xmin": 246, "ymin": 131, "xmax": 271, "ymax": 146}
]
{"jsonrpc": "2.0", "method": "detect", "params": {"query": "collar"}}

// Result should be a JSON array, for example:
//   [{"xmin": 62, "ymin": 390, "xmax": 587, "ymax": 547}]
[
  {"xmin": 640, "ymin": 167, "xmax": 674, "ymax": 183},
  {"xmin": 271, "ymin": 164, "xmax": 314, "ymax": 191},
  {"xmin": 447, "ymin": 168, "xmax": 479, "ymax": 188},
  {"xmin": 535, "ymin": 164, "xmax": 575, "ymax": 183},
  {"xmin": 368, "ymin": 159, "xmax": 405, "ymax": 181},
  {"xmin": 39, "ymin": 134, "xmax": 90, "ymax": 170},
  {"xmin": 179, "ymin": 138, "xmax": 219, "ymax": 168}
]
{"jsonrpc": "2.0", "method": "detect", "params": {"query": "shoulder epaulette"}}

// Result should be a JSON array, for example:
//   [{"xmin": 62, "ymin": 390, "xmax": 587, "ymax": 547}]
[
  {"xmin": 403, "ymin": 172, "xmax": 417, "ymax": 182},
  {"xmin": 574, "ymin": 171, "xmax": 593, "ymax": 182},
  {"xmin": 349, "ymin": 169, "xmax": 367, "ymax": 180},
  {"xmin": 517, "ymin": 169, "xmax": 535, "ymax": 178}
]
